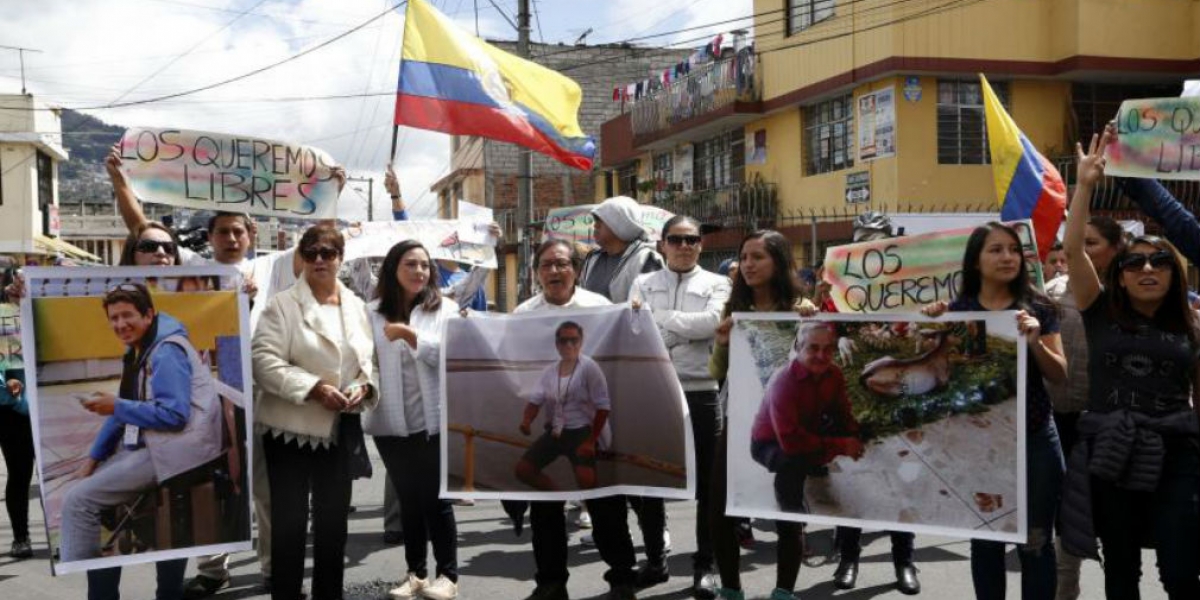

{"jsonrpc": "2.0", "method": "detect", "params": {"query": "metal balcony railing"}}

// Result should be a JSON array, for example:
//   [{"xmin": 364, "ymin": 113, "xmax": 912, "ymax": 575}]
[
  {"xmin": 652, "ymin": 180, "xmax": 777, "ymax": 231},
  {"xmin": 630, "ymin": 49, "xmax": 759, "ymax": 137},
  {"xmin": 1052, "ymin": 155, "xmax": 1200, "ymax": 214}
]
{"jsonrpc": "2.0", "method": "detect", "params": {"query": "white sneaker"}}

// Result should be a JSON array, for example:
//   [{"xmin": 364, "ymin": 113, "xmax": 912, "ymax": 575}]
[
  {"xmin": 421, "ymin": 575, "xmax": 458, "ymax": 600},
  {"xmin": 388, "ymin": 573, "xmax": 428, "ymax": 600},
  {"xmin": 581, "ymin": 532, "xmax": 596, "ymax": 546},
  {"xmin": 663, "ymin": 529, "xmax": 672, "ymax": 553},
  {"xmin": 576, "ymin": 511, "xmax": 592, "ymax": 528}
]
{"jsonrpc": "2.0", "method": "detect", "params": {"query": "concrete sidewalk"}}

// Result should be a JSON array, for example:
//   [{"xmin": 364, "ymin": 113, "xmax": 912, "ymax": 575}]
[{"xmin": 0, "ymin": 440, "xmax": 1168, "ymax": 599}]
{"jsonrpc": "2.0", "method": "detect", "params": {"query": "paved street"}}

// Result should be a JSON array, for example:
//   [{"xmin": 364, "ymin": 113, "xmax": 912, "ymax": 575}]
[{"xmin": 0, "ymin": 441, "xmax": 1167, "ymax": 600}]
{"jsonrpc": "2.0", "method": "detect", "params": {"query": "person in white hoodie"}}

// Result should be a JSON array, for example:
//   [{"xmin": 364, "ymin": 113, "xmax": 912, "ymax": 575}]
[
  {"xmin": 630, "ymin": 215, "xmax": 731, "ymax": 599},
  {"xmin": 364, "ymin": 240, "xmax": 462, "ymax": 600}
]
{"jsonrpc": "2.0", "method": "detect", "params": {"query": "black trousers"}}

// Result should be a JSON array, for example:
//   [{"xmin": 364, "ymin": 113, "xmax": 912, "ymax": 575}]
[
  {"xmin": 1093, "ymin": 446, "xmax": 1200, "ymax": 600},
  {"xmin": 628, "ymin": 390, "xmax": 721, "ymax": 570},
  {"xmin": 374, "ymin": 434, "xmax": 458, "ymax": 581},
  {"xmin": 711, "ymin": 421, "xmax": 801, "ymax": 592},
  {"xmin": 586, "ymin": 495, "xmax": 638, "ymax": 586},
  {"xmin": 529, "ymin": 501, "xmax": 568, "ymax": 585},
  {"xmin": 263, "ymin": 433, "xmax": 351, "ymax": 600},
  {"xmin": 835, "ymin": 527, "xmax": 915, "ymax": 564},
  {"xmin": 0, "ymin": 407, "xmax": 34, "ymax": 541}
]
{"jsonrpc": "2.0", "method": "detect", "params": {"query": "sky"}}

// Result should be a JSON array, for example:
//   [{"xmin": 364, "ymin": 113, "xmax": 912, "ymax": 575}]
[{"xmin": 0, "ymin": 0, "xmax": 753, "ymax": 221}]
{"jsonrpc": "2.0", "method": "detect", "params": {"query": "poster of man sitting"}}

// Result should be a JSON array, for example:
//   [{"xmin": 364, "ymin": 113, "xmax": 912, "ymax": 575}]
[
  {"xmin": 725, "ymin": 311, "xmax": 1026, "ymax": 543},
  {"xmin": 20, "ymin": 266, "xmax": 252, "ymax": 574}
]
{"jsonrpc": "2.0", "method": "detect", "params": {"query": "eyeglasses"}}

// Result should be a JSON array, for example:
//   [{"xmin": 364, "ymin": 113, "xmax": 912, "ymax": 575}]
[
  {"xmin": 134, "ymin": 239, "xmax": 176, "ymax": 254},
  {"xmin": 1119, "ymin": 250, "xmax": 1174, "ymax": 273},
  {"xmin": 556, "ymin": 336, "xmax": 581, "ymax": 346},
  {"xmin": 665, "ymin": 234, "xmax": 702, "ymax": 247},
  {"xmin": 539, "ymin": 260, "xmax": 573, "ymax": 272},
  {"xmin": 301, "ymin": 246, "xmax": 341, "ymax": 262}
]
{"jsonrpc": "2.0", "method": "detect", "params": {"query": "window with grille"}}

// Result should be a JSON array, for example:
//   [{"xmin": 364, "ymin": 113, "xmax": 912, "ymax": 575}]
[
  {"xmin": 1071, "ymin": 82, "xmax": 1181, "ymax": 144},
  {"xmin": 804, "ymin": 95, "xmax": 854, "ymax": 175},
  {"xmin": 937, "ymin": 80, "xmax": 1009, "ymax": 165},
  {"xmin": 651, "ymin": 152, "xmax": 673, "ymax": 199},
  {"xmin": 787, "ymin": 0, "xmax": 836, "ymax": 36},
  {"xmin": 693, "ymin": 130, "xmax": 745, "ymax": 191},
  {"xmin": 617, "ymin": 163, "xmax": 639, "ymax": 196}
]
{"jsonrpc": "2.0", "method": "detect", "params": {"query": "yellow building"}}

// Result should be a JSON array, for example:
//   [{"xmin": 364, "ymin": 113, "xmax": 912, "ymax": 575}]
[{"xmin": 598, "ymin": 0, "xmax": 1200, "ymax": 266}]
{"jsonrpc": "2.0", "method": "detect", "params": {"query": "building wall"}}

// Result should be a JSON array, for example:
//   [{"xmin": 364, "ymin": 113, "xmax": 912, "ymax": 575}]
[{"xmin": 0, "ymin": 95, "xmax": 64, "ymax": 255}]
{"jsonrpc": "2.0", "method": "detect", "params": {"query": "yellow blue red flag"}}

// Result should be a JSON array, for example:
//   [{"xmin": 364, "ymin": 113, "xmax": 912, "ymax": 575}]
[
  {"xmin": 981, "ymin": 74, "xmax": 1066, "ymax": 261},
  {"xmin": 395, "ymin": 0, "xmax": 595, "ymax": 170}
]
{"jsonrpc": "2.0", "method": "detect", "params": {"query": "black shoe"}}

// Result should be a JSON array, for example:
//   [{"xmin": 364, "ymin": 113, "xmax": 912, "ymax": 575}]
[
  {"xmin": 9, "ymin": 539, "xmax": 32, "ymax": 559},
  {"xmin": 895, "ymin": 563, "xmax": 921, "ymax": 595},
  {"xmin": 692, "ymin": 570, "xmax": 718, "ymax": 599},
  {"xmin": 833, "ymin": 559, "xmax": 858, "ymax": 590},
  {"xmin": 524, "ymin": 582, "xmax": 569, "ymax": 600},
  {"xmin": 182, "ymin": 575, "xmax": 231, "ymax": 599},
  {"xmin": 634, "ymin": 562, "xmax": 669, "ymax": 588},
  {"xmin": 605, "ymin": 585, "xmax": 637, "ymax": 600}
]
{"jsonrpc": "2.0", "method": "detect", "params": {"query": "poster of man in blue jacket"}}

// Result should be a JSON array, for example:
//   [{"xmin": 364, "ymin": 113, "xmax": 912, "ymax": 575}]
[{"xmin": 21, "ymin": 268, "xmax": 252, "ymax": 575}]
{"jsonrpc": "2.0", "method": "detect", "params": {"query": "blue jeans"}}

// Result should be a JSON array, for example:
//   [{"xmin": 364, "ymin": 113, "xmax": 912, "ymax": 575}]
[
  {"xmin": 971, "ymin": 421, "xmax": 1064, "ymax": 600},
  {"xmin": 87, "ymin": 559, "xmax": 188, "ymax": 600}
]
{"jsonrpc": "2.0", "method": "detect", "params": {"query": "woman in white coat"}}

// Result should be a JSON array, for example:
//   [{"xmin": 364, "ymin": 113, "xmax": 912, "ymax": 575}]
[
  {"xmin": 365, "ymin": 240, "xmax": 462, "ymax": 600},
  {"xmin": 253, "ymin": 224, "xmax": 378, "ymax": 600}
]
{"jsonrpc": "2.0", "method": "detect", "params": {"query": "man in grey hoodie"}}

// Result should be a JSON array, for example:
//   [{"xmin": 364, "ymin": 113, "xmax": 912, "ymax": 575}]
[{"xmin": 579, "ymin": 196, "xmax": 663, "ymax": 303}]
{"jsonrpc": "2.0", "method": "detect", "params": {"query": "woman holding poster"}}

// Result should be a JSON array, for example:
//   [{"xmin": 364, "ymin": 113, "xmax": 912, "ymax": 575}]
[
  {"xmin": 253, "ymin": 224, "xmax": 377, "ymax": 600},
  {"xmin": 923, "ymin": 223, "xmax": 1066, "ymax": 600},
  {"xmin": 708, "ymin": 230, "xmax": 806, "ymax": 600},
  {"xmin": 364, "ymin": 240, "xmax": 461, "ymax": 600},
  {"xmin": 1059, "ymin": 132, "xmax": 1200, "ymax": 599}
]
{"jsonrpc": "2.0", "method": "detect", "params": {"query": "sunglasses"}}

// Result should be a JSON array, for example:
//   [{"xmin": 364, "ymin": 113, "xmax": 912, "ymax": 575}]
[
  {"xmin": 665, "ymin": 234, "xmax": 702, "ymax": 247},
  {"xmin": 301, "ymin": 247, "xmax": 341, "ymax": 262},
  {"xmin": 1119, "ymin": 250, "xmax": 1174, "ymax": 273},
  {"xmin": 555, "ymin": 336, "xmax": 581, "ymax": 346},
  {"xmin": 135, "ymin": 239, "xmax": 176, "ymax": 254}
]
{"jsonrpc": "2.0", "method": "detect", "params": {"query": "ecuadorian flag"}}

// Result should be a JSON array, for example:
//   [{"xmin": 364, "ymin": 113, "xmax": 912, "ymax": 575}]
[
  {"xmin": 981, "ymin": 74, "xmax": 1066, "ymax": 261},
  {"xmin": 395, "ymin": 0, "xmax": 596, "ymax": 170}
]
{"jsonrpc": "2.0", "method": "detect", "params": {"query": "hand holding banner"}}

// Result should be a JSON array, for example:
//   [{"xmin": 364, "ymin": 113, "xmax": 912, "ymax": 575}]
[
  {"xmin": 118, "ymin": 127, "xmax": 340, "ymax": 219},
  {"xmin": 1107, "ymin": 97, "xmax": 1200, "ymax": 180}
]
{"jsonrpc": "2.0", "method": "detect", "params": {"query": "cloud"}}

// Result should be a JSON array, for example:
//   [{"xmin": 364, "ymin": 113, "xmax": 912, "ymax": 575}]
[{"xmin": 599, "ymin": 0, "xmax": 753, "ymax": 47}]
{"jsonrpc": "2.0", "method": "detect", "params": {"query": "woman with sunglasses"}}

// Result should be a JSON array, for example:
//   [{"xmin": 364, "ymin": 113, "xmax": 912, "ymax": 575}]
[
  {"xmin": 253, "ymin": 224, "xmax": 378, "ymax": 600},
  {"xmin": 629, "ymin": 215, "xmax": 730, "ymax": 598},
  {"xmin": 512, "ymin": 238, "xmax": 614, "ymax": 600},
  {"xmin": 708, "ymin": 230, "xmax": 809, "ymax": 600},
  {"xmin": 922, "ymin": 220, "xmax": 1067, "ymax": 600},
  {"xmin": 1059, "ymin": 132, "xmax": 1200, "ymax": 599},
  {"xmin": 365, "ymin": 240, "xmax": 461, "ymax": 600}
]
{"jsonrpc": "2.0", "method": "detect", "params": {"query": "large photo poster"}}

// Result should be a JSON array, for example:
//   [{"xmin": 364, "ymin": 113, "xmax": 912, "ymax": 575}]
[
  {"xmin": 21, "ymin": 266, "xmax": 253, "ymax": 574},
  {"xmin": 725, "ymin": 312, "xmax": 1026, "ymax": 543},
  {"xmin": 441, "ymin": 305, "xmax": 693, "ymax": 501}
]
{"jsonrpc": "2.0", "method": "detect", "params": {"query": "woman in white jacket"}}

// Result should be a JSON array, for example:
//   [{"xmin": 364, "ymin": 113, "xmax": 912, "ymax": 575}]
[
  {"xmin": 630, "ymin": 215, "xmax": 731, "ymax": 598},
  {"xmin": 365, "ymin": 240, "xmax": 462, "ymax": 600}
]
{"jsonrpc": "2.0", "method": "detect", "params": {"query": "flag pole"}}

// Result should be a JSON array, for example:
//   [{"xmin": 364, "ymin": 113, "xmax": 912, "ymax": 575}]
[{"xmin": 389, "ymin": 125, "xmax": 400, "ymax": 163}]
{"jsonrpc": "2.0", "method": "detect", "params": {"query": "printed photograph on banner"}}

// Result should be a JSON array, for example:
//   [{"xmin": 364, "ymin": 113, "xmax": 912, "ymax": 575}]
[
  {"xmin": 822, "ymin": 219, "xmax": 1043, "ymax": 313},
  {"xmin": 20, "ymin": 266, "xmax": 253, "ymax": 575},
  {"xmin": 342, "ymin": 220, "xmax": 498, "ymax": 269},
  {"xmin": 441, "ymin": 305, "xmax": 692, "ymax": 501},
  {"xmin": 724, "ymin": 312, "xmax": 1026, "ymax": 543}
]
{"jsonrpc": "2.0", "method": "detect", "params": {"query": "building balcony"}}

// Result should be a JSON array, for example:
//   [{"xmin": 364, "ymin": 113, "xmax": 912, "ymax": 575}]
[{"xmin": 652, "ymin": 180, "xmax": 777, "ymax": 231}]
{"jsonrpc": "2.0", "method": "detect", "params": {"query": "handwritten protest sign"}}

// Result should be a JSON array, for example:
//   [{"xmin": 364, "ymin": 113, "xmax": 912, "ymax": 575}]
[
  {"xmin": 823, "ymin": 220, "xmax": 1042, "ymax": 313},
  {"xmin": 1106, "ymin": 97, "xmax": 1200, "ymax": 180},
  {"xmin": 118, "ymin": 127, "xmax": 340, "ymax": 219},
  {"xmin": 343, "ymin": 220, "xmax": 497, "ymax": 269},
  {"xmin": 0, "ymin": 304, "xmax": 21, "ymax": 371},
  {"xmin": 543, "ymin": 204, "xmax": 674, "ymax": 245}
]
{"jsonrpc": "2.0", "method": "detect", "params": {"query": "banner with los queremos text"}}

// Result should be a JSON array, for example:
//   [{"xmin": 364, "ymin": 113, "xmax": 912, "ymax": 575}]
[
  {"xmin": 543, "ymin": 205, "xmax": 674, "ymax": 246},
  {"xmin": 20, "ymin": 266, "xmax": 253, "ymax": 575},
  {"xmin": 725, "ymin": 312, "xmax": 1026, "ymax": 543},
  {"xmin": 1106, "ymin": 97, "xmax": 1200, "ymax": 180},
  {"xmin": 822, "ymin": 220, "xmax": 1043, "ymax": 314},
  {"xmin": 118, "ymin": 127, "xmax": 340, "ymax": 219}
]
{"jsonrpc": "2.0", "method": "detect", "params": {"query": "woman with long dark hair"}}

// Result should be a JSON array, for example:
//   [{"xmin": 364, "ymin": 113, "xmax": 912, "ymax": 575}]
[
  {"xmin": 365, "ymin": 240, "xmax": 461, "ymax": 600},
  {"xmin": 708, "ymin": 230, "xmax": 805, "ymax": 600},
  {"xmin": 1058, "ymin": 131, "xmax": 1200, "ymax": 599},
  {"xmin": 924, "ymin": 222, "xmax": 1067, "ymax": 600}
]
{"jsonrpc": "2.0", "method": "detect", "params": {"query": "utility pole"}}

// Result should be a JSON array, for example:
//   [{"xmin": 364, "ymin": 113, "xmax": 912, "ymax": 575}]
[
  {"xmin": 516, "ymin": 0, "xmax": 533, "ymax": 302},
  {"xmin": 346, "ymin": 176, "xmax": 375, "ymax": 221},
  {"xmin": 0, "ymin": 45, "xmax": 42, "ymax": 95}
]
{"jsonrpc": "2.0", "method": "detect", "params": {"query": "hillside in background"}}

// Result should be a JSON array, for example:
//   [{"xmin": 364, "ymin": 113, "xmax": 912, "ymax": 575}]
[{"xmin": 58, "ymin": 109, "xmax": 124, "ymax": 206}]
